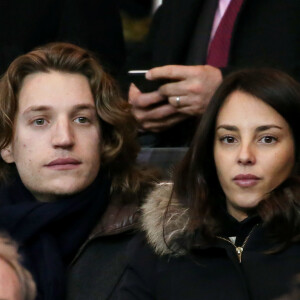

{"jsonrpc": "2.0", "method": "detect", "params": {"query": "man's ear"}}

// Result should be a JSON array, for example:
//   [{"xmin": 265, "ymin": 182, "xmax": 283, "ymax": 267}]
[{"xmin": 0, "ymin": 145, "xmax": 15, "ymax": 163}]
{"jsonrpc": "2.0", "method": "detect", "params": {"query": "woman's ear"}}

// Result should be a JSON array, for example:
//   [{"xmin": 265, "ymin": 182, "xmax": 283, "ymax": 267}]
[{"xmin": 1, "ymin": 145, "xmax": 15, "ymax": 163}]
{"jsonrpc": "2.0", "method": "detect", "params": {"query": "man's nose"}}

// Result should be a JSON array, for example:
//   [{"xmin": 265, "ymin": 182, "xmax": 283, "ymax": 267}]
[
  {"xmin": 51, "ymin": 119, "xmax": 75, "ymax": 148},
  {"xmin": 237, "ymin": 142, "xmax": 256, "ymax": 165}
]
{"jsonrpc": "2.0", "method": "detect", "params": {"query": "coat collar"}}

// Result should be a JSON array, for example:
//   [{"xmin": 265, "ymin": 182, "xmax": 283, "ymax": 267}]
[
  {"xmin": 141, "ymin": 182, "xmax": 192, "ymax": 256},
  {"xmin": 89, "ymin": 193, "xmax": 139, "ymax": 238},
  {"xmin": 140, "ymin": 183, "xmax": 272, "ymax": 258},
  {"xmin": 69, "ymin": 194, "xmax": 139, "ymax": 267}
]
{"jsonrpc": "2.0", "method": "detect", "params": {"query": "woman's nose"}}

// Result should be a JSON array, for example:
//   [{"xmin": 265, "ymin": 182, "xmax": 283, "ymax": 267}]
[{"xmin": 237, "ymin": 143, "xmax": 256, "ymax": 165}]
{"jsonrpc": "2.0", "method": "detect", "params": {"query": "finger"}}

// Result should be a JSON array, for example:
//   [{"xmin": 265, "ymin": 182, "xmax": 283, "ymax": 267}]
[
  {"xmin": 128, "ymin": 83, "xmax": 142, "ymax": 104},
  {"xmin": 132, "ymin": 104, "xmax": 178, "ymax": 123},
  {"xmin": 158, "ymin": 80, "xmax": 186, "ymax": 97},
  {"xmin": 175, "ymin": 97, "xmax": 209, "ymax": 116},
  {"xmin": 176, "ymin": 105, "xmax": 207, "ymax": 116},
  {"xmin": 159, "ymin": 77, "xmax": 204, "ymax": 97},
  {"xmin": 168, "ymin": 95, "xmax": 189, "ymax": 108},
  {"xmin": 147, "ymin": 65, "xmax": 202, "ymax": 81},
  {"xmin": 130, "ymin": 90, "xmax": 166, "ymax": 108},
  {"xmin": 168, "ymin": 92, "xmax": 210, "ymax": 116},
  {"xmin": 141, "ymin": 114, "xmax": 189, "ymax": 132}
]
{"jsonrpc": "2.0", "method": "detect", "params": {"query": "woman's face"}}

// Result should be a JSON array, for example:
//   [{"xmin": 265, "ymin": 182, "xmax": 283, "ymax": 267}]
[{"xmin": 214, "ymin": 90, "xmax": 295, "ymax": 221}]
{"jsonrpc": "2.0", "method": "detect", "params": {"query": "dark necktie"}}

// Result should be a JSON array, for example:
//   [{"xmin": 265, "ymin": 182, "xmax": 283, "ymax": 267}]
[{"xmin": 206, "ymin": 0, "xmax": 244, "ymax": 68}]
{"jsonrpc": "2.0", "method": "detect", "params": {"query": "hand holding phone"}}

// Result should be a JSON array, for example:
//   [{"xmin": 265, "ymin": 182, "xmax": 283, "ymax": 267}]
[{"xmin": 128, "ymin": 70, "xmax": 172, "ymax": 93}]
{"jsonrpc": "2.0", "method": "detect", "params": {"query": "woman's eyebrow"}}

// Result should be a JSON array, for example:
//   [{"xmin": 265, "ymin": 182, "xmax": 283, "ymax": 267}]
[
  {"xmin": 216, "ymin": 125, "xmax": 238, "ymax": 131},
  {"xmin": 216, "ymin": 124, "xmax": 283, "ymax": 132},
  {"xmin": 255, "ymin": 125, "xmax": 283, "ymax": 132}
]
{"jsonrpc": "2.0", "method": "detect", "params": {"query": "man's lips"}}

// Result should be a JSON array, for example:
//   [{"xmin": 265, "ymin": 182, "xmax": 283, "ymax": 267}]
[
  {"xmin": 45, "ymin": 158, "xmax": 81, "ymax": 170},
  {"xmin": 233, "ymin": 174, "xmax": 261, "ymax": 187}
]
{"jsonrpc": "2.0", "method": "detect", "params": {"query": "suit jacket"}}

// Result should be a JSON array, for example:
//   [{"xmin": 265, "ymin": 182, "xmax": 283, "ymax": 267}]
[
  {"xmin": 148, "ymin": 0, "xmax": 300, "ymax": 80},
  {"xmin": 132, "ymin": 0, "xmax": 300, "ymax": 146}
]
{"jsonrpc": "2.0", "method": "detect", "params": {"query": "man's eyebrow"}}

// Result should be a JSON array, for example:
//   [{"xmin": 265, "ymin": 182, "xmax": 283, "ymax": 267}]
[
  {"xmin": 216, "ymin": 124, "xmax": 283, "ymax": 131},
  {"xmin": 72, "ymin": 104, "xmax": 96, "ymax": 112},
  {"xmin": 23, "ymin": 104, "xmax": 96, "ymax": 115},
  {"xmin": 23, "ymin": 105, "xmax": 51, "ymax": 114}
]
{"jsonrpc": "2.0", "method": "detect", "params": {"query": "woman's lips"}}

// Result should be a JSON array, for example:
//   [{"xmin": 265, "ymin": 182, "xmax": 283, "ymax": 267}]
[
  {"xmin": 45, "ymin": 158, "xmax": 81, "ymax": 170},
  {"xmin": 233, "ymin": 174, "xmax": 261, "ymax": 187}
]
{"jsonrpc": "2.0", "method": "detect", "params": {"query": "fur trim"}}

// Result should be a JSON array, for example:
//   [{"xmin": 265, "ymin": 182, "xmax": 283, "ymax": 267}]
[{"xmin": 141, "ymin": 182, "xmax": 191, "ymax": 256}]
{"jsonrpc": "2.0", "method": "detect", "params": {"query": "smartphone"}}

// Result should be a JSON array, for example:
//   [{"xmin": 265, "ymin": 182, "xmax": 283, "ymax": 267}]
[{"xmin": 128, "ymin": 70, "xmax": 172, "ymax": 93}]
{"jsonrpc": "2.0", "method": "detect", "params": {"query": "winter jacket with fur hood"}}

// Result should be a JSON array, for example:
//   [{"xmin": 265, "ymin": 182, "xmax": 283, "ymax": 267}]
[{"xmin": 118, "ymin": 183, "xmax": 300, "ymax": 300}]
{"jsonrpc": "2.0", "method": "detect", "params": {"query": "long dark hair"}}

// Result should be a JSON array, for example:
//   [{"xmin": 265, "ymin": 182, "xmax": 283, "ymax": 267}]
[{"xmin": 172, "ymin": 68, "xmax": 300, "ymax": 250}]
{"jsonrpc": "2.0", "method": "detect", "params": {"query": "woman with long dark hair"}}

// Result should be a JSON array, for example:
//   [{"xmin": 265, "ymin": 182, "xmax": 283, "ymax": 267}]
[{"xmin": 118, "ymin": 68, "xmax": 300, "ymax": 300}]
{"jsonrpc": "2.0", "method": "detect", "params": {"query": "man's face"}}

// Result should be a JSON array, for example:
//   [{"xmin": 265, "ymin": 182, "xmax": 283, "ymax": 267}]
[{"xmin": 1, "ymin": 71, "xmax": 102, "ymax": 202}]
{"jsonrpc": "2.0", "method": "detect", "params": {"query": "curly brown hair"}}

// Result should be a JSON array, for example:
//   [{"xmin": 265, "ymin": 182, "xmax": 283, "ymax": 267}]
[{"xmin": 0, "ymin": 42, "xmax": 156, "ymax": 195}]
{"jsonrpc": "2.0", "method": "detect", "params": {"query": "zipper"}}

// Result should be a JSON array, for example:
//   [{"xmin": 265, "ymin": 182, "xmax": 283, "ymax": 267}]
[
  {"xmin": 217, "ymin": 224, "xmax": 258, "ymax": 263},
  {"xmin": 68, "ymin": 234, "xmax": 97, "ymax": 268}
]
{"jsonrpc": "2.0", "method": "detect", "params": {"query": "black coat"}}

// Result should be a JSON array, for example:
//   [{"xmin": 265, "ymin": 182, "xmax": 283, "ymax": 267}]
[
  {"xmin": 120, "ymin": 232, "xmax": 300, "ymax": 300},
  {"xmin": 67, "ymin": 197, "xmax": 139, "ymax": 300},
  {"xmin": 0, "ymin": 0, "xmax": 125, "ymax": 76},
  {"xmin": 118, "ymin": 183, "xmax": 300, "ymax": 300}
]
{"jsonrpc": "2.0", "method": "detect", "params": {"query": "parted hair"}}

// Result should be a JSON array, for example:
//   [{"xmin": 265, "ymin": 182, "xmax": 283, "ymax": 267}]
[
  {"xmin": 0, "ymin": 233, "xmax": 36, "ymax": 300},
  {"xmin": 0, "ymin": 42, "xmax": 155, "ymax": 195},
  {"xmin": 171, "ymin": 68, "xmax": 300, "ymax": 251}
]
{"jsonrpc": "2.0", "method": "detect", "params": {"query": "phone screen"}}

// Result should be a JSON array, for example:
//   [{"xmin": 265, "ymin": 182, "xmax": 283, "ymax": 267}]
[{"xmin": 128, "ymin": 70, "xmax": 172, "ymax": 93}]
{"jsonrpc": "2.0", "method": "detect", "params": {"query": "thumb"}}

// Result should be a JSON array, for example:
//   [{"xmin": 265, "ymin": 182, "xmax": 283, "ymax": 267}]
[{"xmin": 128, "ymin": 83, "xmax": 142, "ymax": 103}]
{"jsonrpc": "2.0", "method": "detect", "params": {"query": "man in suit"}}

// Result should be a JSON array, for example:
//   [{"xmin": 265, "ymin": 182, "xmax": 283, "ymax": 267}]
[{"xmin": 128, "ymin": 0, "xmax": 300, "ymax": 146}]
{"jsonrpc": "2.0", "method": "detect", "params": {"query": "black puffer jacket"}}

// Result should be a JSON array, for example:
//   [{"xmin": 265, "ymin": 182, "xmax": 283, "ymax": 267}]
[{"xmin": 118, "ymin": 183, "xmax": 300, "ymax": 300}]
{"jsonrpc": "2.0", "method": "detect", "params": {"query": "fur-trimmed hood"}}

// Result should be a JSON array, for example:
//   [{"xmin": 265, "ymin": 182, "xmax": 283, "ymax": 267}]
[{"xmin": 141, "ymin": 182, "xmax": 192, "ymax": 256}]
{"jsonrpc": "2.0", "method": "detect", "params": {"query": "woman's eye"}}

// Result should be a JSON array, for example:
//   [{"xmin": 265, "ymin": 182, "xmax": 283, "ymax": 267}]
[
  {"xmin": 74, "ymin": 117, "xmax": 89, "ymax": 124},
  {"xmin": 33, "ymin": 119, "xmax": 46, "ymax": 126},
  {"xmin": 260, "ymin": 136, "xmax": 277, "ymax": 144},
  {"xmin": 220, "ymin": 136, "xmax": 237, "ymax": 144}
]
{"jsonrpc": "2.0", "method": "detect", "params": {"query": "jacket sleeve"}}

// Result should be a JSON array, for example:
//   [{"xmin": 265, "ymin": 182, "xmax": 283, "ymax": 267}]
[{"xmin": 117, "ymin": 234, "xmax": 157, "ymax": 300}]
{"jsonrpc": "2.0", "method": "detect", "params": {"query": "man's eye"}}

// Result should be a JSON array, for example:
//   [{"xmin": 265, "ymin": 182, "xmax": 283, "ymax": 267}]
[
  {"xmin": 260, "ymin": 136, "xmax": 277, "ymax": 144},
  {"xmin": 220, "ymin": 136, "xmax": 237, "ymax": 144},
  {"xmin": 74, "ymin": 117, "xmax": 89, "ymax": 124},
  {"xmin": 33, "ymin": 119, "xmax": 46, "ymax": 126}
]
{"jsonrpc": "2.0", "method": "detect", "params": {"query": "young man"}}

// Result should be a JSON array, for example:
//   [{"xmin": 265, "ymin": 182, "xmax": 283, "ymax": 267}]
[{"xmin": 0, "ymin": 43, "xmax": 156, "ymax": 300}]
